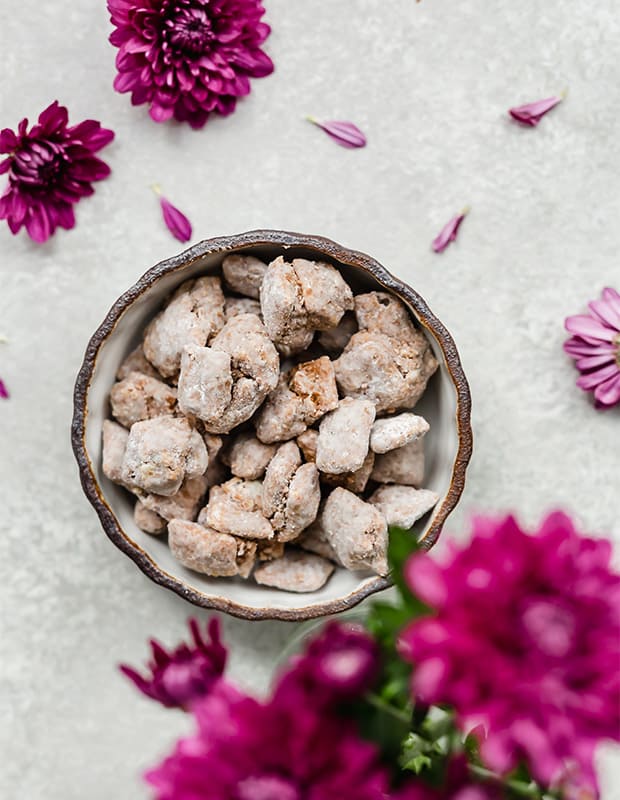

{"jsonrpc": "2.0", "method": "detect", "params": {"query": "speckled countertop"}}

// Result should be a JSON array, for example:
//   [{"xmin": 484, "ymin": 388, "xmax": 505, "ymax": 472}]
[{"xmin": 0, "ymin": 0, "xmax": 618, "ymax": 797}]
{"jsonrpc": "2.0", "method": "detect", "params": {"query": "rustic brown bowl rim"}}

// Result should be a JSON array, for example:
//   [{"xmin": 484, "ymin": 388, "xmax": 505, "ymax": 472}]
[{"xmin": 71, "ymin": 229, "xmax": 473, "ymax": 621}]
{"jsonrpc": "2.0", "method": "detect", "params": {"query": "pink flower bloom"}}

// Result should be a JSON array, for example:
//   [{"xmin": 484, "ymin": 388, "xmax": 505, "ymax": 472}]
[
  {"xmin": 564, "ymin": 287, "xmax": 620, "ymax": 408},
  {"xmin": 396, "ymin": 757, "xmax": 503, "ymax": 800},
  {"xmin": 275, "ymin": 622, "xmax": 380, "ymax": 707},
  {"xmin": 0, "ymin": 101, "xmax": 114, "ymax": 243},
  {"xmin": 399, "ymin": 512, "xmax": 620, "ymax": 795},
  {"xmin": 146, "ymin": 679, "xmax": 390, "ymax": 799},
  {"xmin": 432, "ymin": 209, "xmax": 468, "ymax": 253},
  {"xmin": 307, "ymin": 118, "xmax": 367, "ymax": 148},
  {"xmin": 120, "ymin": 617, "xmax": 226, "ymax": 709},
  {"xmin": 107, "ymin": 0, "xmax": 274, "ymax": 129},
  {"xmin": 509, "ymin": 96, "xmax": 562, "ymax": 127},
  {"xmin": 160, "ymin": 196, "xmax": 192, "ymax": 242},
  {"xmin": 0, "ymin": 379, "xmax": 8, "ymax": 399}
]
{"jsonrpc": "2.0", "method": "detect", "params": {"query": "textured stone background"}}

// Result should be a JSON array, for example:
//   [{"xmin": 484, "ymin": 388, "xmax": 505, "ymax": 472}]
[{"xmin": 0, "ymin": 0, "xmax": 618, "ymax": 797}]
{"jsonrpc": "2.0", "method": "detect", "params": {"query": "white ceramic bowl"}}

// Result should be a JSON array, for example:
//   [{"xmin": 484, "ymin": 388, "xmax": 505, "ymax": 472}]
[{"xmin": 72, "ymin": 230, "xmax": 472, "ymax": 620}]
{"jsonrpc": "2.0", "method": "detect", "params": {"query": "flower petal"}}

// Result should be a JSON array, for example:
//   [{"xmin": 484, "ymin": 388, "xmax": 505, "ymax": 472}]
[
  {"xmin": 432, "ymin": 210, "xmax": 468, "ymax": 253},
  {"xmin": 160, "ymin": 196, "xmax": 192, "ymax": 242},
  {"xmin": 588, "ymin": 298, "xmax": 620, "ymax": 331},
  {"xmin": 0, "ymin": 128, "xmax": 18, "ymax": 153},
  {"xmin": 563, "ymin": 338, "xmax": 616, "ymax": 358},
  {"xmin": 509, "ymin": 95, "xmax": 562, "ymax": 127},
  {"xmin": 565, "ymin": 314, "xmax": 617, "ymax": 342},
  {"xmin": 575, "ymin": 354, "xmax": 615, "ymax": 371},
  {"xmin": 308, "ymin": 118, "xmax": 367, "ymax": 148},
  {"xmin": 0, "ymin": 379, "xmax": 8, "ymax": 399},
  {"xmin": 576, "ymin": 362, "xmax": 620, "ymax": 390},
  {"xmin": 24, "ymin": 203, "xmax": 53, "ymax": 243},
  {"xmin": 594, "ymin": 372, "xmax": 620, "ymax": 407}
]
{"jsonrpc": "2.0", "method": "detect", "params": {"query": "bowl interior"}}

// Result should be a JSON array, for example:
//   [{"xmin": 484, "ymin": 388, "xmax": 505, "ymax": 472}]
[{"xmin": 82, "ymin": 240, "xmax": 463, "ymax": 618}]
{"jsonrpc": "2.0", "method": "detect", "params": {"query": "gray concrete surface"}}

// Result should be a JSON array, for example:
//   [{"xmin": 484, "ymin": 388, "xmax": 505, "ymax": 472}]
[{"xmin": 1, "ymin": 0, "xmax": 618, "ymax": 797}]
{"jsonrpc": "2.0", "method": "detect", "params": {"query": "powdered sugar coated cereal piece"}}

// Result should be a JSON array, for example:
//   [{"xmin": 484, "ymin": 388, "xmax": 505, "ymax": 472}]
[
  {"xmin": 177, "ymin": 345, "xmax": 232, "ymax": 423},
  {"xmin": 222, "ymin": 254, "xmax": 268, "ymax": 299},
  {"xmin": 260, "ymin": 256, "xmax": 314, "ymax": 356},
  {"xmin": 370, "ymin": 413, "xmax": 430, "ymax": 454},
  {"xmin": 281, "ymin": 462, "xmax": 321, "ymax": 542},
  {"xmin": 253, "ymin": 549, "xmax": 334, "ymax": 592},
  {"xmin": 110, "ymin": 371, "xmax": 177, "ymax": 429},
  {"xmin": 116, "ymin": 344, "xmax": 161, "ymax": 381},
  {"xmin": 134, "ymin": 500, "xmax": 167, "ymax": 534},
  {"xmin": 141, "ymin": 475, "xmax": 208, "ymax": 521},
  {"xmin": 297, "ymin": 508, "xmax": 341, "ymax": 563},
  {"xmin": 292, "ymin": 258, "xmax": 354, "ymax": 330},
  {"xmin": 296, "ymin": 429, "xmax": 318, "ymax": 462},
  {"xmin": 202, "ymin": 478, "xmax": 273, "ymax": 540},
  {"xmin": 321, "ymin": 450, "xmax": 375, "ymax": 494},
  {"xmin": 323, "ymin": 488, "xmax": 389, "ymax": 576},
  {"xmin": 102, "ymin": 420, "xmax": 129, "ymax": 484},
  {"xmin": 354, "ymin": 291, "xmax": 418, "ymax": 341},
  {"xmin": 334, "ymin": 330, "xmax": 437, "ymax": 413},
  {"xmin": 255, "ymin": 357, "xmax": 338, "ymax": 444},
  {"xmin": 316, "ymin": 397, "xmax": 375, "ymax": 475},
  {"xmin": 168, "ymin": 519, "xmax": 255, "ymax": 577},
  {"xmin": 121, "ymin": 416, "xmax": 208, "ymax": 496},
  {"xmin": 371, "ymin": 438, "xmax": 425, "ymax": 486},
  {"xmin": 206, "ymin": 314, "xmax": 280, "ymax": 433},
  {"xmin": 224, "ymin": 296, "xmax": 261, "ymax": 320},
  {"xmin": 224, "ymin": 431, "xmax": 276, "ymax": 480},
  {"xmin": 368, "ymin": 485, "xmax": 439, "ymax": 529},
  {"xmin": 143, "ymin": 277, "xmax": 226, "ymax": 378},
  {"xmin": 262, "ymin": 441, "xmax": 301, "ymax": 527}
]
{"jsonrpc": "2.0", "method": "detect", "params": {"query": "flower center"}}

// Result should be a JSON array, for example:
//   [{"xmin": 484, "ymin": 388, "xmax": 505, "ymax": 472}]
[
  {"xmin": 614, "ymin": 334, "xmax": 620, "ymax": 366},
  {"xmin": 521, "ymin": 599, "xmax": 575, "ymax": 658},
  {"xmin": 166, "ymin": 5, "xmax": 215, "ymax": 57},
  {"xmin": 12, "ymin": 140, "xmax": 65, "ymax": 190},
  {"xmin": 236, "ymin": 775, "xmax": 300, "ymax": 800}
]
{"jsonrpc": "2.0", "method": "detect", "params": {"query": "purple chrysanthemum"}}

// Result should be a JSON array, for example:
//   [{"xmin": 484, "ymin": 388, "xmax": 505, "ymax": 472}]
[
  {"xmin": 107, "ymin": 0, "xmax": 274, "ymax": 129},
  {"xmin": 275, "ymin": 621, "xmax": 380, "ymax": 707},
  {"xmin": 120, "ymin": 617, "xmax": 226, "ymax": 708},
  {"xmin": 0, "ymin": 101, "xmax": 114, "ymax": 242},
  {"xmin": 564, "ymin": 287, "xmax": 620, "ymax": 408},
  {"xmin": 146, "ymin": 679, "xmax": 390, "ymax": 800},
  {"xmin": 399, "ymin": 513, "xmax": 620, "ymax": 797}
]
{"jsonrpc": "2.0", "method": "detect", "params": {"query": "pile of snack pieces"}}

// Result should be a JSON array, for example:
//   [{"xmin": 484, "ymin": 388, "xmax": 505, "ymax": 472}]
[{"xmin": 102, "ymin": 254, "xmax": 439, "ymax": 593}]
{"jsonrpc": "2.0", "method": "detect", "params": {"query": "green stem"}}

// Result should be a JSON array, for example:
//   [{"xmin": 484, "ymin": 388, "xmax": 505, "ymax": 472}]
[
  {"xmin": 365, "ymin": 692, "xmax": 411, "ymax": 725},
  {"xmin": 469, "ymin": 765, "xmax": 547, "ymax": 798}
]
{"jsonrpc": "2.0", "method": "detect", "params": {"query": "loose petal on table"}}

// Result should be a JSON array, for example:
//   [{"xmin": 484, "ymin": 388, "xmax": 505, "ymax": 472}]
[
  {"xmin": 307, "ymin": 118, "xmax": 367, "ymax": 148},
  {"xmin": 432, "ymin": 209, "xmax": 469, "ymax": 253},
  {"xmin": 0, "ymin": 379, "xmax": 8, "ymax": 399},
  {"xmin": 509, "ymin": 96, "xmax": 562, "ymax": 127},
  {"xmin": 160, "ymin": 196, "xmax": 192, "ymax": 243}
]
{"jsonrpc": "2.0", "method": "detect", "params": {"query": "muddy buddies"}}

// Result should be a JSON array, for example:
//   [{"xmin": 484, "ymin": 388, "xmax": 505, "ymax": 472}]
[{"xmin": 102, "ymin": 255, "xmax": 440, "ymax": 592}]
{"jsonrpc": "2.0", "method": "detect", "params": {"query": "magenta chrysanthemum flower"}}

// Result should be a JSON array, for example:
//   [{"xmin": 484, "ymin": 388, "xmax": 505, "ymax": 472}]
[
  {"xmin": 120, "ymin": 617, "xmax": 226, "ymax": 708},
  {"xmin": 564, "ymin": 287, "xmax": 620, "ymax": 408},
  {"xmin": 146, "ymin": 679, "xmax": 389, "ymax": 800},
  {"xmin": 107, "ymin": 0, "xmax": 274, "ymax": 129},
  {"xmin": 399, "ymin": 513, "xmax": 620, "ymax": 796},
  {"xmin": 275, "ymin": 622, "xmax": 380, "ymax": 707},
  {"xmin": 0, "ymin": 101, "xmax": 114, "ymax": 242}
]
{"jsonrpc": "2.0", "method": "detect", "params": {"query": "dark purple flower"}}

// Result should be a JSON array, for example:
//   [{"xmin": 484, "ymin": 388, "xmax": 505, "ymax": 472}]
[
  {"xmin": 107, "ymin": 0, "xmax": 274, "ymax": 129},
  {"xmin": 160, "ymin": 196, "xmax": 192, "ymax": 242},
  {"xmin": 564, "ymin": 287, "xmax": 620, "ymax": 408},
  {"xmin": 120, "ymin": 617, "xmax": 226, "ymax": 708},
  {"xmin": 146, "ymin": 679, "xmax": 390, "ymax": 799},
  {"xmin": 432, "ymin": 209, "xmax": 468, "ymax": 253},
  {"xmin": 275, "ymin": 622, "xmax": 380, "ymax": 706},
  {"xmin": 0, "ymin": 379, "xmax": 8, "ymax": 399},
  {"xmin": 399, "ymin": 513, "xmax": 620, "ymax": 796},
  {"xmin": 0, "ymin": 101, "xmax": 114, "ymax": 243},
  {"xmin": 307, "ymin": 118, "xmax": 367, "ymax": 148},
  {"xmin": 396, "ymin": 757, "xmax": 504, "ymax": 800},
  {"xmin": 509, "ymin": 95, "xmax": 562, "ymax": 127}
]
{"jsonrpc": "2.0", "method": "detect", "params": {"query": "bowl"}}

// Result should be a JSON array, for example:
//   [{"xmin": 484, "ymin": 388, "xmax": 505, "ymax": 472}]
[{"xmin": 72, "ymin": 230, "xmax": 472, "ymax": 621}]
